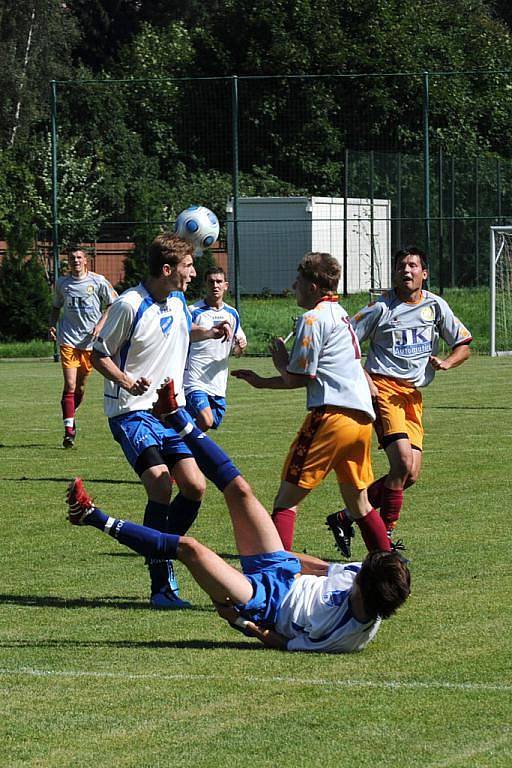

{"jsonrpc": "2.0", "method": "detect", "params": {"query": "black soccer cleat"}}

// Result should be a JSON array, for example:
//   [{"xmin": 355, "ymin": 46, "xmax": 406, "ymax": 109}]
[{"xmin": 325, "ymin": 510, "xmax": 355, "ymax": 558}]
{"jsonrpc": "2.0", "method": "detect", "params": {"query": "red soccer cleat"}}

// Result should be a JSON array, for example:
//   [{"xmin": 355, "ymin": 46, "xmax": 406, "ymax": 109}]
[
  {"xmin": 152, "ymin": 378, "xmax": 179, "ymax": 420},
  {"xmin": 66, "ymin": 477, "xmax": 94, "ymax": 525}
]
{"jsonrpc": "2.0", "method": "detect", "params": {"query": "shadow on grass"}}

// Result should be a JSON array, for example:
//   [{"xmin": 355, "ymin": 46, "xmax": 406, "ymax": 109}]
[
  {"xmin": 1, "ymin": 476, "xmax": 139, "ymax": 485},
  {"xmin": 0, "ymin": 637, "xmax": 260, "ymax": 651},
  {"xmin": 0, "ymin": 593, "xmax": 210, "ymax": 612}
]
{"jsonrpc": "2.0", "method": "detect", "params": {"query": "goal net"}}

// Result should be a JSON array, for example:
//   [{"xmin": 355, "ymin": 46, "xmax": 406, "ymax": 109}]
[{"xmin": 490, "ymin": 226, "xmax": 512, "ymax": 356}]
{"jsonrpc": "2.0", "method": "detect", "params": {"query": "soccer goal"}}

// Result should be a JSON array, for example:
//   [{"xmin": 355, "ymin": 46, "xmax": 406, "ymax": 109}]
[{"xmin": 490, "ymin": 226, "xmax": 512, "ymax": 356}]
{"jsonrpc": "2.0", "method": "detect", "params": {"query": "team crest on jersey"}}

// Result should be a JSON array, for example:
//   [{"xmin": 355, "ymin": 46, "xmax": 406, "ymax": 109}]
[
  {"xmin": 87, "ymin": 285, "xmax": 95, "ymax": 295},
  {"xmin": 421, "ymin": 305, "xmax": 435, "ymax": 322},
  {"xmin": 160, "ymin": 315, "xmax": 174, "ymax": 335},
  {"xmin": 393, "ymin": 326, "xmax": 433, "ymax": 357}
]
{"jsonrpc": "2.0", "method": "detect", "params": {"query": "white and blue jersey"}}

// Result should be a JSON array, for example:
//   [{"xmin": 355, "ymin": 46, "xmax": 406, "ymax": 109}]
[
  {"xmin": 185, "ymin": 300, "xmax": 246, "ymax": 397},
  {"xmin": 276, "ymin": 562, "xmax": 381, "ymax": 653},
  {"xmin": 352, "ymin": 289, "xmax": 472, "ymax": 388},
  {"xmin": 53, "ymin": 271, "xmax": 117, "ymax": 349},
  {"xmin": 93, "ymin": 283, "xmax": 191, "ymax": 418}
]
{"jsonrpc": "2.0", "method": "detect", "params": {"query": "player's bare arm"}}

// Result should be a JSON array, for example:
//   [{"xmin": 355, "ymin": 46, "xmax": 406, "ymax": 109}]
[
  {"xmin": 429, "ymin": 342, "xmax": 471, "ymax": 371},
  {"xmin": 231, "ymin": 369, "xmax": 304, "ymax": 390},
  {"xmin": 91, "ymin": 306, "xmax": 113, "ymax": 340},
  {"xmin": 190, "ymin": 320, "xmax": 232, "ymax": 342},
  {"xmin": 90, "ymin": 350, "xmax": 151, "ymax": 395},
  {"xmin": 232, "ymin": 335, "xmax": 247, "ymax": 357},
  {"xmin": 364, "ymin": 369, "xmax": 379, "ymax": 398},
  {"xmin": 213, "ymin": 602, "xmax": 287, "ymax": 649},
  {"xmin": 48, "ymin": 306, "xmax": 60, "ymax": 340}
]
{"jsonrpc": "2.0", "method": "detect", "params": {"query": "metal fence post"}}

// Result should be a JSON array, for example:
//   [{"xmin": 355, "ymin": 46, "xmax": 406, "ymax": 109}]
[
  {"xmin": 369, "ymin": 149, "xmax": 375, "ymax": 290},
  {"xmin": 438, "ymin": 146, "xmax": 444, "ymax": 294},
  {"xmin": 475, "ymin": 157, "xmax": 479, "ymax": 287},
  {"xmin": 50, "ymin": 79, "xmax": 60, "ymax": 362},
  {"xmin": 423, "ymin": 71, "xmax": 431, "ymax": 281},
  {"xmin": 343, "ymin": 148, "xmax": 349, "ymax": 297},
  {"xmin": 231, "ymin": 75, "xmax": 241, "ymax": 312}
]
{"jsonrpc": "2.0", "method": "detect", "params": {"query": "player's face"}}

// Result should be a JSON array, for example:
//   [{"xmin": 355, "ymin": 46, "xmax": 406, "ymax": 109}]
[
  {"xmin": 68, "ymin": 251, "xmax": 87, "ymax": 277},
  {"xmin": 205, "ymin": 273, "xmax": 228, "ymax": 304},
  {"xmin": 172, "ymin": 255, "xmax": 196, "ymax": 292},
  {"xmin": 394, "ymin": 254, "xmax": 427, "ymax": 295},
  {"xmin": 293, "ymin": 271, "xmax": 316, "ymax": 309}
]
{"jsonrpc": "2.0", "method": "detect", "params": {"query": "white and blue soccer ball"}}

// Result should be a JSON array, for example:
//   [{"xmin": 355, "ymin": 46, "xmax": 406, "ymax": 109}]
[{"xmin": 174, "ymin": 205, "xmax": 220, "ymax": 250}]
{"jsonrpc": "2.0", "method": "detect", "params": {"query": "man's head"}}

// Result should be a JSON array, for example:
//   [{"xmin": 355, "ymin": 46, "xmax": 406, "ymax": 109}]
[
  {"xmin": 356, "ymin": 550, "xmax": 411, "ymax": 620},
  {"xmin": 66, "ymin": 247, "xmax": 88, "ymax": 278},
  {"xmin": 204, "ymin": 266, "xmax": 229, "ymax": 307},
  {"xmin": 393, "ymin": 246, "xmax": 428, "ymax": 297},
  {"xmin": 294, "ymin": 252, "xmax": 341, "ymax": 309},
  {"xmin": 148, "ymin": 232, "xmax": 196, "ymax": 291}
]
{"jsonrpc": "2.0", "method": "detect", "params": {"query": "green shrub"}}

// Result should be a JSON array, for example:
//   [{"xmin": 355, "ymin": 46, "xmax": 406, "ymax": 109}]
[{"xmin": 0, "ymin": 252, "xmax": 52, "ymax": 341}]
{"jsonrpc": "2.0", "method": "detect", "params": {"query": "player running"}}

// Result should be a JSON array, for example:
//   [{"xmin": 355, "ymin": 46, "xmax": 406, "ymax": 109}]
[
  {"xmin": 184, "ymin": 266, "xmax": 247, "ymax": 431},
  {"xmin": 48, "ymin": 247, "xmax": 117, "ymax": 448},
  {"xmin": 65, "ymin": 381, "xmax": 410, "ymax": 653},
  {"xmin": 232, "ymin": 251, "xmax": 377, "ymax": 554},
  {"xmin": 90, "ymin": 233, "xmax": 231, "ymax": 609},
  {"xmin": 326, "ymin": 245, "xmax": 472, "ymax": 554}
]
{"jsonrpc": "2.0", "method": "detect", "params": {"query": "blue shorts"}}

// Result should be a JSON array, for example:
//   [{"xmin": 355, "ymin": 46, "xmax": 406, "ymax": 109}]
[
  {"xmin": 186, "ymin": 390, "xmax": 226, "ymax": 430},
  {"xmin": 109, "ymin": 410, "xmax": 193, "ymax": 469},
  {"xmin": 235, "ymin": 551, "xmax": 301, "ymax": 628}
]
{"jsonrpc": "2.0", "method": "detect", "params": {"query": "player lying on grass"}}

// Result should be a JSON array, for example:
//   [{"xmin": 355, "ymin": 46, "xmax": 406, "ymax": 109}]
[
  {"xmin": 325, "ymin": 246, "xmax": 472, "ymax": 554},
  {"xmin": 66, "ymin": 380, "xmax": 410, "ymax": 653}
]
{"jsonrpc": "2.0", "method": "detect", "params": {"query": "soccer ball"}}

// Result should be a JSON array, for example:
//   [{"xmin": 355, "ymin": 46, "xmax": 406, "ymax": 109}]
[{"xmin": 174, "ymin": 205, "xmax": 220, "ymax": 250}]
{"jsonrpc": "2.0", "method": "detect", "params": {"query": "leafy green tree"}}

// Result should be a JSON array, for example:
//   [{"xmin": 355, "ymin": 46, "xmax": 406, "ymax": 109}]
[{"xmin": 0, "ymin": 252, "xmax": 52, "ymax": 341}]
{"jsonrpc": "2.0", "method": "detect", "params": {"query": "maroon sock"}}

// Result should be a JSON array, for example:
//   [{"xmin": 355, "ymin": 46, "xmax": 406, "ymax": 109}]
[
  {"xmin": 380, "ymin": 487, "xmax": 404, "ymax": 530},
  {"xmin": 74, "ymin": 390, "xmax": 84, "ymax": 410},
  {"xmin": 271, "ymin": 507, "xmax": 296, "ymax": 551},
  {"xmin": 367, "ymin": 476, "xmax": 387, "ymax": 509},
  {"xmin": 355, "ymin": 508, "xmax": 392, "ymax": 552},
  {"xmin": 61, "ymin": 392, "xmax": 75, "ymax": 423}
]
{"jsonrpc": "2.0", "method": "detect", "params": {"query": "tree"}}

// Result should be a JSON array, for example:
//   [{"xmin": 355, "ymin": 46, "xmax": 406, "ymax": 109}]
[{"xmin": 0, "ymin": 252, "xmax": 52, "ymax": 341}]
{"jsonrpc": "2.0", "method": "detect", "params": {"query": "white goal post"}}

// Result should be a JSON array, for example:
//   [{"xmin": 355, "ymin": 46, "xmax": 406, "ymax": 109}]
[{"xmin": 490, "ymin": 226, "xmax": 512, "ymax": 356}]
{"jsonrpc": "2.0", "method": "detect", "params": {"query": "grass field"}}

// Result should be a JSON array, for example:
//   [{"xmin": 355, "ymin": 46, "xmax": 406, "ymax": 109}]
[{"xmin": 0, "ymin": 355, "xmax": 511, "ymax": 767}]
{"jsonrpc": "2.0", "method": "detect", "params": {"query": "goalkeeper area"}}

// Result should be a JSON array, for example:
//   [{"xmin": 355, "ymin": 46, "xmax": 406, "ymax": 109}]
[{"xmin": 490, "ymin": 225, "xmax": 512, "ymax": 356}]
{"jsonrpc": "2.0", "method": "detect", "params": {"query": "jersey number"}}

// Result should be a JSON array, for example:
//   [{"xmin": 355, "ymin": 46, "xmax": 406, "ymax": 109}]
[{"xmin": 342, "ymin": 317, "xmax": 361, "ymax": 359}]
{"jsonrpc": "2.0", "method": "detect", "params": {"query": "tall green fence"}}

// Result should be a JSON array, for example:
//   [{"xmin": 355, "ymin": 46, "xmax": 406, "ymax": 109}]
[{"xmin": 49, "ymin": 70, "xmax": 512, "ymax": 302}]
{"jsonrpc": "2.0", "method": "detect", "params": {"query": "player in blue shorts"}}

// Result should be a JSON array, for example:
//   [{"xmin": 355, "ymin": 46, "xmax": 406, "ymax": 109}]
[
  {"xmin": 185, "ymin": 266, "xmax": 246, "ymax": 431},
  {"xmin": 90, "ymin": 234, "xmax": 231, "ymax": 610},
  {"xmin": 65, "ymin": 381, "xmax": 410, "ymax": 653}
]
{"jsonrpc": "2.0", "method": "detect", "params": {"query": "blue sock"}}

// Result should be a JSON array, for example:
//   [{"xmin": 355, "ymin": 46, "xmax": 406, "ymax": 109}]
[
  {"xmin": 143, "ymin": 500, "xmax": 181, "ymax": 593},
  {"xmin": 143, "ymin": 499, "xmax": 170, "ymax": 532},
  {"xmin": 168, "ymin": 409, "xmax": 241, "ymax": 491},
  {"xmin": 167, "ymin": 493, "xmax": 201, "ymax": 535},
  {"xmin": 85, "ymin": 505, "xmax": 179, "ymax": 559}
]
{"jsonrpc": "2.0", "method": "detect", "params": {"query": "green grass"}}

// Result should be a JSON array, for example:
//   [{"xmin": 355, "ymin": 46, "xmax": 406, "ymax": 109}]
[
  {"xmin": 0, "ymin": 287, "xmax": 489, "ymax": 358},
  {"xmin": 1, "ymin": 356, "xmax": 511, "ymax": 767}
]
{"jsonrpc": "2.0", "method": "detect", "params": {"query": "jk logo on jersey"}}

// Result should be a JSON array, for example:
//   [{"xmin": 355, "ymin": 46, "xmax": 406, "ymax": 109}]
[
  {"xmin": 159, "ymin": 315, "xmax": 174, "ymax": 336},
  {"xmin": 393, "ymin": 326, "xmax": 433, "ymax": 357}
]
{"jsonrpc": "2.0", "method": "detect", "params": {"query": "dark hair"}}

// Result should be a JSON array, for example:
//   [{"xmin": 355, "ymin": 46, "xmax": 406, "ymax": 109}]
[
  {"xmin": 298, "ymin": 252, "xmax": 341, "ymax": 294},
  {"xmin": 357, "ymin": 550, "xmax": 411, "ymax": 620},
  {"xmin": 147, "ymin": 232, "xmax": 194, "ymax": 277},
  {"xmin": 66, "ymin": 245, "xmax": 87, "ymax": 258},
  {"xmin": 204, "ymin": 265, "xmax": 226, "ymax": 281},
  {"xmin": 394, "ymin": 246, "xmax": 428, "ymax": 270}
]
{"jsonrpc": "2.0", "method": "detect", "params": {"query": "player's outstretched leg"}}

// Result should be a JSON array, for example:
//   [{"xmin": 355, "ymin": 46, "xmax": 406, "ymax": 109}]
[
  {"xmin": 66, "ymin": 478, "xmax": 191, "ymax": 609},
  {"xmin": 65, "ymin": 478, "xmax": 254, "ymax": 606}
]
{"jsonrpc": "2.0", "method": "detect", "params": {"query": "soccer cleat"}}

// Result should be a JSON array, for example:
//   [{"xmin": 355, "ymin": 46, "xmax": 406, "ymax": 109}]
[
  {"xmin": 62, "ymin": 429, "xmax": 76, "ymax": 449},
  {"xmin": 325, "ymin": 509, "xmax": 355, "ymax": 558},
  {"xmin": 152, "ymin": 378, "xmax": 179, "ymax": 420},
  {"xmin": 66, "ymin": 477, "xmax": 94, "ymax": 525},
  {"xmin": 150, "ymin": 586, "xmax": 191, "ymax": 610}
]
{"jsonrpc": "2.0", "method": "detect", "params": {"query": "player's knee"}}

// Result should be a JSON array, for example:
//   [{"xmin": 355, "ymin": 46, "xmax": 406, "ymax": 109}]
[
  {"xmin": 224, "ymin": 475, "xmax": 252, "ymax": 503},
  {"xmin": 196, "ymin": 410, "xmax": 213, "ymax": 431},
  {"xmin": 178, "ymin": 473, "xmax": 206, "ymax": 501},
  {"xmin": 176, "ymin": 535, "xmax": 202, "ymax": 564}
]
